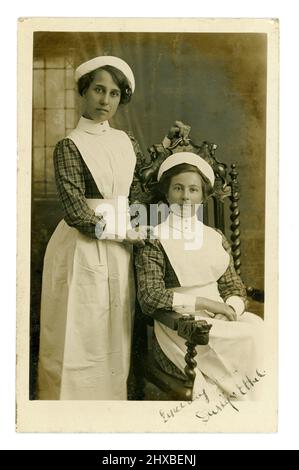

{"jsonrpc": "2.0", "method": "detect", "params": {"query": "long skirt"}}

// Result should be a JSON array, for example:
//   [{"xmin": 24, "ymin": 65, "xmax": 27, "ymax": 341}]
[{"xmin": 38, "ymin": 220, "xmax": 135, "ymax": 400}]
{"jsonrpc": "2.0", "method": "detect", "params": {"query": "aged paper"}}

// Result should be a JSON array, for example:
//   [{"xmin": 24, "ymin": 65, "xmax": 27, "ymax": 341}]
[{"xmin": 17, "ymin": 17, "xmax": 278, "ymax": 432}]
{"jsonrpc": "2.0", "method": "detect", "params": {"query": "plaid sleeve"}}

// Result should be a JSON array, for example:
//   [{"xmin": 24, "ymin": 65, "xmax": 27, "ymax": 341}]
[
  {"xmin": 135, "ymin": 239, "xmax": 174, "ymax": 316},
  {"xmin": 53, "ymin": 138, "xmax": 103, "ymax": 239},
  {"xmin": 216, "ymin": 230, "xmax": 247, "ymax": 302},
  {"xmin": 126, "ymin": 131, "xmax": 150, "ymax": 204}
]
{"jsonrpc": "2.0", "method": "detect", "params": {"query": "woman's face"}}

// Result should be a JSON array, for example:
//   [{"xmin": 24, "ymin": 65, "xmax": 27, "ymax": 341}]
[
  {"xmin": 167, "ymin": 171, "xmax": 204, "ymax": 217},
  {"xmin": 82, "ymin": 69, "xmax": 121, "ymax": 122}
]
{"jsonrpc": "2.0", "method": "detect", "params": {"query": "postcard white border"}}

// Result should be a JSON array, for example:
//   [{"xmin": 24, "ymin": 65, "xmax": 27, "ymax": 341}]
[{"xmin": 17, "ymin": 17, "xmax": 279, "ymax": 433}]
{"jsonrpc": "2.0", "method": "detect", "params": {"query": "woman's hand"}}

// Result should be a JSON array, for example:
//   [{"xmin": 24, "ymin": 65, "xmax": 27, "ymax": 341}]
[
  {"xmin": 214, "ymin": 313, "xmax": 230, "ymax": 322},
  {"xmin": 124, "ymin": 226, "xmax": 155, "ymax": 246},
  {"xmin": 195, "ymin": 297, "xmax": 237, "ymax": 321}
]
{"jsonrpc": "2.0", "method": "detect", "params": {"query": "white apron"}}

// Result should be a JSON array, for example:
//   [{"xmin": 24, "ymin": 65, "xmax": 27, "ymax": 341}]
[
  {"xmin": 38, "ymin": 117, "xmax": 136, "ymax": 400},
  {"xmin": 154, "ymin": 214, "xmax": 264, "ymax": 401}
]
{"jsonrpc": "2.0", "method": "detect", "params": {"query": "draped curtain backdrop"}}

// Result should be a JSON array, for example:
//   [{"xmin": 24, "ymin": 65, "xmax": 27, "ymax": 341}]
[{"xmin": 30, "ymin": 32, "xmax": 266, "ymax": 398}]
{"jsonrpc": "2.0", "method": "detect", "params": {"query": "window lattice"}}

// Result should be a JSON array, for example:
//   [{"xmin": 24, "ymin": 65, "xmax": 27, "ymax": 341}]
[{"xmin": 32, "ymin": 51, "xmax": 79, "ymax": 199}]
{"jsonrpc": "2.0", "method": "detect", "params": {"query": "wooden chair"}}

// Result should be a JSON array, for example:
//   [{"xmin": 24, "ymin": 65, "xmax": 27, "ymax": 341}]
[{"xmin": 130, "ymin": 128, "xmax": 264, "ymax": 401}]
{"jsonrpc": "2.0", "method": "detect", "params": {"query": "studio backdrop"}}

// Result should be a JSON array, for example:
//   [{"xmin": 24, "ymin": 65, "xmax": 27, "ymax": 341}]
[{"xmin": 30, "ymin": 31, "xmax": 266, "ymax": 399}]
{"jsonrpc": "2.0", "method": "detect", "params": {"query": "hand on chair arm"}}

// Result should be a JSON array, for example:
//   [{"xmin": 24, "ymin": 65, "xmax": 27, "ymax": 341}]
[{"xmin": 195, "ymin": 297, "xmax": 237, "ymax": 321}]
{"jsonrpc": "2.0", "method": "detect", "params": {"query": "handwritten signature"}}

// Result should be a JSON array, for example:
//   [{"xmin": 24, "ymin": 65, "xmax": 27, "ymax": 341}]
[
  {"xmin": 159, "ymin": 389, "xmax": 210, "ymax": 423},
  {"xmin": 159, "ymin": 369, "xmax": 266, "ymax": 424}
]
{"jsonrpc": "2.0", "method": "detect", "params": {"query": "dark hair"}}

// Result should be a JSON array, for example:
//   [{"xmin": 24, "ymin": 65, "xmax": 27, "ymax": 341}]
[
  {"xmin": 77, "ymin": 65, "xmax": 133, "ymax": 104},
  {"xmin": 156, "ymin": 163, "xmax": 214, "ymax": 203}
]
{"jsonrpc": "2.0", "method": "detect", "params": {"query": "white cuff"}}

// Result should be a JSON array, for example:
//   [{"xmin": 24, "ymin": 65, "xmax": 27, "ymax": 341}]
[
  {"xmin": 225, "ymin": 296, "xmax": 245, "ymax": 317},
  {"xmin": 172, "ymin": 292, "xmax": 196, "ymax": 314}
]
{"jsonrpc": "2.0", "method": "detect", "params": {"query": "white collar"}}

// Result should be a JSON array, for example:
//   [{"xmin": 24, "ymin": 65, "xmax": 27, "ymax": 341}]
[{"xmin": 77, "ymin": 116, "xmax": 110, "ymax": 135}]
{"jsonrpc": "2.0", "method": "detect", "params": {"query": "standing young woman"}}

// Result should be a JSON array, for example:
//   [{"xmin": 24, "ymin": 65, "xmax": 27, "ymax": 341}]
[{"xmin": 38, "ymin": 56, "xmax": 149, "ymax": 400}]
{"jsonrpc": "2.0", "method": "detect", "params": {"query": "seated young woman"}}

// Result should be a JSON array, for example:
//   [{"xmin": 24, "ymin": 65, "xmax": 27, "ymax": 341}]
[{"xmin": 134, "ymin": 151, "xmax": 264, "ymax": 401}]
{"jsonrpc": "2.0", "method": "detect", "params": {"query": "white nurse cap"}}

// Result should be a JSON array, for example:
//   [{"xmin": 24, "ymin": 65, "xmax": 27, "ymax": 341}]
[
  {"xmin": 75, "ymin": 55, "xmax": 135, "ymax": 93},
  {"xmin": 157, "ymin": 152, "xmax": 215, "ymax": 186}
]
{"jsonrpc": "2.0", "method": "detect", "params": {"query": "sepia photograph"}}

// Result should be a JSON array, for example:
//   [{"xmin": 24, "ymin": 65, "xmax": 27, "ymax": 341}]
[{"xmin": 17, "ymin": 17, "xmax": 278, "ymax": 432}]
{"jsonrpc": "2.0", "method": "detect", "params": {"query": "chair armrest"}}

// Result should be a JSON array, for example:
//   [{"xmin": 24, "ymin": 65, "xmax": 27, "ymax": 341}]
[
  {"xmin": 177, "ymin": 316, "xmax": 212, "ymax": 346},
  {"xmin": 153, "ymin": 309, "xmax": 212, "ymax": 345},
  {"xmin": 152, "ymin": 309, "xmax": 182, "ymax": 330},
  {"xmin": 142, "ymin": 309, "xmax": 212, "ymax": 394},
  {"xmin": 153, "ymin": 309, "xmax": 212, "ymax": 389}
]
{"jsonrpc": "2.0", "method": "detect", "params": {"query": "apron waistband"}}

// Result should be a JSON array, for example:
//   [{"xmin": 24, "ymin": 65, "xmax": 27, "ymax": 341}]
[
  {"xmin": 86, "ymin": 197, "xmax": 129, "ymax": 213},
  {"xmin": 86, "ymin": 198, "xmax": 131, "ymax": 237}
]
